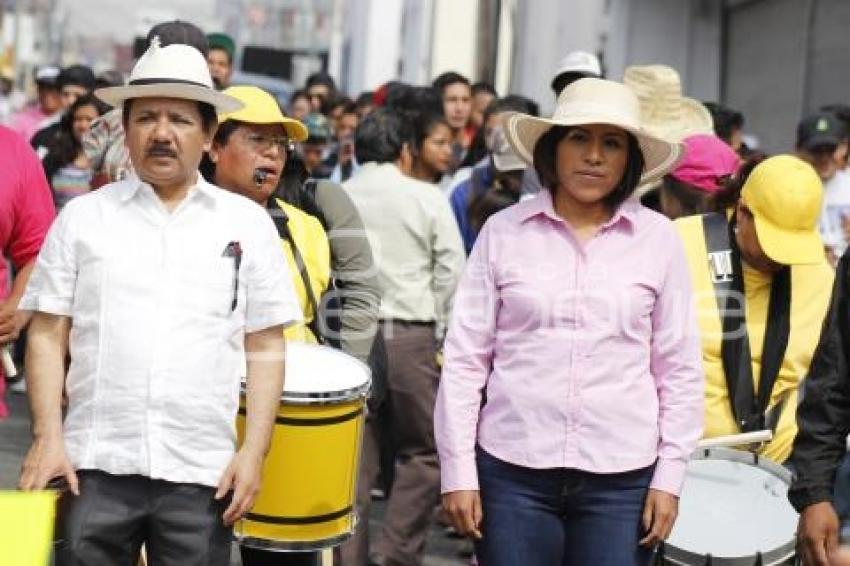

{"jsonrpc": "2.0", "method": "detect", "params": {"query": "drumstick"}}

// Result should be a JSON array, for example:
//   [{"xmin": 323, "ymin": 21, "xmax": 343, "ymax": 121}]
[
  {"xmin": 1, "ymin": 345, "xmax": 16, "ymax": 379},
  {"xmin": 696, "ymin": 430, "xmax": 772, "ymax": 450}
]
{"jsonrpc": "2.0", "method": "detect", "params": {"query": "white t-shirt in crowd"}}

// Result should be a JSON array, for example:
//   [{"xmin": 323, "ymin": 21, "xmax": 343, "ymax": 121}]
[{"xmin": 818, "ymin": 168, "xmax": 850, "ymax": 257}]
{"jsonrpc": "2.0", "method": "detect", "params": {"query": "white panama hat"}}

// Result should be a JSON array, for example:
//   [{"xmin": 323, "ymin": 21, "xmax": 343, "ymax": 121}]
[
  {"xmin": 503, "ymin": 78, "xmax": 684, "ymax": 185},
  {"xmin": 95, "ymin": 37, "xmax": 242, "ymax": 113}
]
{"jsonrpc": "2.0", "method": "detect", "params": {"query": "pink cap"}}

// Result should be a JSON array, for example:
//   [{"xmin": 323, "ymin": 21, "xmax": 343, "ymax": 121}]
[{"xmin": 669, "ymin": 134, "xmax": 741, "ymax": 193}]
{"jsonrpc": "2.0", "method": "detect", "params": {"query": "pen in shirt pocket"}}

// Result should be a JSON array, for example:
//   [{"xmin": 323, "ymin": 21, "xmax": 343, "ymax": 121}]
[{"xmin": 222, "ymin": 241, "xmax": 242, "ymax": 312}]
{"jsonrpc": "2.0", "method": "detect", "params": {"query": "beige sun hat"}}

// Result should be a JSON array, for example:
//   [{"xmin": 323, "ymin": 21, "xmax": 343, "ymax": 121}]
[
  {"xmin": 95, "ymin": 37, "xmax": 242, "ymax": 113},
  {"xmin": 622, "ymin": 64, "xmax": 713, "ymax": 143},
  {"xmin": 503, "ymin": 78, "xmax": 684, "ymax": 184}
]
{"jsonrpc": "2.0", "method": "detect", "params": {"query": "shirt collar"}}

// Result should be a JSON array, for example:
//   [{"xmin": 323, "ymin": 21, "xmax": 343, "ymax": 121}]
[
  {"xmin": 517, "ymin": 189, "xmax": 639, "ymax": 233},
  {"xmin": 118, "ymin": 171, "xmax": 217, "ymax": 205}
]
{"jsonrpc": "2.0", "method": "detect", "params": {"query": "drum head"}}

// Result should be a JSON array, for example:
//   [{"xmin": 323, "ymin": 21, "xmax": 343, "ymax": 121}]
[
  {"xmin": 665, "ymin": 448, "xmax": 797, "ymax": 564},
  {"xmin": 281, "ymin": 342, "xmax": 371, "ymax": 403}
]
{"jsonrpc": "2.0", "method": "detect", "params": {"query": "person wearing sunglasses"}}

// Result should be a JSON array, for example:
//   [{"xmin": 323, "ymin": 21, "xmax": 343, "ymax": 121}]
[{"xmin": 201, "ymin": 86, "xmax": 382, "ymax": 565}]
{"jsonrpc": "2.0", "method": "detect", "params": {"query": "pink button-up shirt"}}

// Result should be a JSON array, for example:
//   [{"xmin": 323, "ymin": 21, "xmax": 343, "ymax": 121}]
[{"xmin": 435, "ymin": 191, "xmax": 703, "ymax": 496}]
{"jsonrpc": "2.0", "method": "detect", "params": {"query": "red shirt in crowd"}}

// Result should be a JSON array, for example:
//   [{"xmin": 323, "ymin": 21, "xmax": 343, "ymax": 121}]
[{"xmin": 0, "ymin": 124, "xmax": 56, "ymax": 417}]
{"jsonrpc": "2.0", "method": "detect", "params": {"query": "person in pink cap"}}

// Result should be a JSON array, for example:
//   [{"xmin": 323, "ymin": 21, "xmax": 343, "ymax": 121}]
[{"xmin": 659, "ymin": 133, "xmax": 741, "ymax": 220}]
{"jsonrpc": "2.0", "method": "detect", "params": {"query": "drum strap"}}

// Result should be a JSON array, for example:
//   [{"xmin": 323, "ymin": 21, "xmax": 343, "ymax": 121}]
[
  {"xmin": 702, "ymin": 212, "xmax": 792, "ymax": 433},
  {"xmin": 268, "ymin": 199, "xmax": 327, "ymax": 346}
]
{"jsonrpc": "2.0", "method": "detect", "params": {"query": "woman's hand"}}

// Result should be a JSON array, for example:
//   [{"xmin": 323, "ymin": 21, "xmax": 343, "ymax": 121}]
[
  {"xmin": 639, "ymin": 488, "xmax": 678, "ymax": 547},
  {"xmin": 442, "ymin": 490, "xmax": 483, "ymax": 539}
]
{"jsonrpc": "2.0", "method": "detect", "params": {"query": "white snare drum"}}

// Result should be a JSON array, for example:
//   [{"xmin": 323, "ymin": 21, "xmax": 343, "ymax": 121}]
[
  {"xmin": 235, "ymin": 342, "xmax": 371, "ymax": 551},
  {"xmin": 660, "ymin": 448, "xmax": 797, "ymax": 566}
]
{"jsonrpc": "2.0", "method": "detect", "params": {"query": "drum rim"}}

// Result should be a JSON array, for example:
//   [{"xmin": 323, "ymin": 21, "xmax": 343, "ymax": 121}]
[
  {"xmin": 234, "ymin": 512, "xmax": 358, "ymax": 552},
  {"xmin": 240, "ymin": 342, "xmax": 372, "ymax": 404},
  {"xmin": 239, "ymin": 380, "xmax": 371, "ymax": 405},
  {"xmin": 690, "ymin": 447, "xmax": 792, "ymax": 483},
  {"xmin": 660, "ymin": 541, "xmax": 795, "ymax": 565},
  {"xmin": 663, "ymin": 447, "xmax": 796, "ymax": 564}
]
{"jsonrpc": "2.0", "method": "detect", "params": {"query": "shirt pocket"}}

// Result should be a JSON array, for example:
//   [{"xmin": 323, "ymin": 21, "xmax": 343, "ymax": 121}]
[{"xmin": 175, "ymin": 257, "xmax": 238, "ymax": 320}]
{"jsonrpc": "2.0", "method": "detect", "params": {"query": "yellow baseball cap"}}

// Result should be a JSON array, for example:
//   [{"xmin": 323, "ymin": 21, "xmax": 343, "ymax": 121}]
[
  {"xmin": 741, "ymin": 155, "xmax": 824, "ymax": 265},
  {"xmin": 218, "ymin": 85, "xmax": 308, "ymax": 142}
]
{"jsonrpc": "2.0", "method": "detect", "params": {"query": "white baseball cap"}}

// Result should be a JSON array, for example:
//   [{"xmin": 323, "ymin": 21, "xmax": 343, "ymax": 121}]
[{"xmin": 552, "ymin": 51, "xmax": 602, "ymax": 85}]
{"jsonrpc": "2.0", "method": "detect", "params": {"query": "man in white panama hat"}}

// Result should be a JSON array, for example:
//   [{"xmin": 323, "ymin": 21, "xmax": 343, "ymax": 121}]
[{"xmin": 17, "ymin": 38, "xmax": 302, "ymax": 566}]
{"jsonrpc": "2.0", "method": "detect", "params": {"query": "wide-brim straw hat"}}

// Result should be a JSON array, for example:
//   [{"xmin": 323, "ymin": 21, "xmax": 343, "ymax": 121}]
[
  {"xmin": 622, "ymin": 64, "xmax": 713, "ymax": 143},
  {"xmin": 95, "ymin": 37, "xmax": 242, "ymax": 113},
  {"xmin": 503, "ymin": 78, "xmax": 684, "ymax": 185}
]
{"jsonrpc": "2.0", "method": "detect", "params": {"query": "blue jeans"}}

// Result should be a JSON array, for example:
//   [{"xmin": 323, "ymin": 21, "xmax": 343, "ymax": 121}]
[{"xmin": 474, "ymin": 448, "xmax": 654, "ymax": 566}]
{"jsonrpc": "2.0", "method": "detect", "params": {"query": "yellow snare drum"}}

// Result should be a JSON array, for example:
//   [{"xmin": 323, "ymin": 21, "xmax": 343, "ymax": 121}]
[{"xmin": 235, "ymin": 342, "xmax": 370, "ymax": 552}]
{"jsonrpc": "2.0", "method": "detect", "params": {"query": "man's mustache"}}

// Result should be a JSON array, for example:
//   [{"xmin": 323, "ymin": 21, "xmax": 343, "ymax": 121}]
[{"xmin": 147, "ymin": 144, "xmax": 177, "ymax": 158}]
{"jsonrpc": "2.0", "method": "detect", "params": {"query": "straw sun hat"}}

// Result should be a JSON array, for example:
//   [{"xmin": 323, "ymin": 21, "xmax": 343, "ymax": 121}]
[
  {"xmin": 95, "ymin": 37, "xmax": 242, "ymax": 113},
  {"xmin": 622, "ymin": 64, "xmax": 714, "ymax": 143},
  {"xmin": 503, "ymin": 78, "xmax": 684, "ymax": 184}
]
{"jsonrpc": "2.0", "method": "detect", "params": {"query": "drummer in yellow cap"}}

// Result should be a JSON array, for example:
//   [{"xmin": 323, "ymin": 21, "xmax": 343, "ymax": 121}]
[
  {"xmin": 203, "ymin": 85, "xmax": 354, "ymax": 566},
  {"xmin": 674, "ymin": 155, "xmax": 832, "ymax": 463},
  {"xmin": 203, "ymin": 86, "xmax": 331, "ymax": 348}
]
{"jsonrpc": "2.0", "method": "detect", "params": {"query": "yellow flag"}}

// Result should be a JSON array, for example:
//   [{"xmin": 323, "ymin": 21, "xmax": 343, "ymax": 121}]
[{"xmin": 0, "ymin": 491, "xmax": 57, "ymax": 566}]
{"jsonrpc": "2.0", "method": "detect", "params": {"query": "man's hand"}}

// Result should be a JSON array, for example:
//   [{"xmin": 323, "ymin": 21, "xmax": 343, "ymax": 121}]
[
  {"xmin": 797, "ymin": 501, "xmax": 840, "ymax": 566},
  {"xmin": 442, "ymin": 490, "xmax": 483, "ymax": 540},
  {"xmin": 215, "ymin": 446, "xmax": 265, "ymax": 526},
  {"xmin": 18, "ymin": 434, "xmax": 79, "ymax": 495},
  {"xmin": 640, "ymin": 489, "xmax": 679, "ymax": 547}
]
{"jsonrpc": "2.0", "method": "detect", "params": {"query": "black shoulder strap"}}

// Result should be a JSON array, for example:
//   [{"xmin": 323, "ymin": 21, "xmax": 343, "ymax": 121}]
[
  {"xmin": 701, "ymin": 212, "xmax": 792, "ymax": 433},
  {"xmin": 268, "ymin": 199, "xmax": 325, "ymax": 344},
  {"xmin": 299, "ymin": 178, "xmax": 327, "ymax": 229}
]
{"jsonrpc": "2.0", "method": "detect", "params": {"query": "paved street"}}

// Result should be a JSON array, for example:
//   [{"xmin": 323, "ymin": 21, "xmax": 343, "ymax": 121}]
[{"xmin": 0, "ymin": 388, "xmax": 469, "ymax": 565}]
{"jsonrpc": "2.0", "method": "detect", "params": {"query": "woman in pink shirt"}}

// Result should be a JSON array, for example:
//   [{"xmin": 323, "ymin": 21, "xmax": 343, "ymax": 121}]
[{"xmin": 434, "ymin": 78, "xmax": 704, "ymax": 565}]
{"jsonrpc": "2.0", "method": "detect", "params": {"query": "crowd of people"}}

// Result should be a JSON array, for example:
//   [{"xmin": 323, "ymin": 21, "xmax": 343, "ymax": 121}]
[{"xmin": 5, "ymin": 15, "xmax": 850, "ymax": 566}]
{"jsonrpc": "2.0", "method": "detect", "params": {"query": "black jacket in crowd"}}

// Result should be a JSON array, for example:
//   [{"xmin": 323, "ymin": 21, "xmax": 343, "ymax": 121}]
[{"xmin": 788, "ymin": 252, "xmax": 850, "ymax": 512}]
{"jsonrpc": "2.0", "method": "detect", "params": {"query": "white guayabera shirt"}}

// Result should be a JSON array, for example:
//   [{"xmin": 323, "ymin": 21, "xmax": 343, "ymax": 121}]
[{"xmin": 20, "ymin": 173, "xmax": 302, "ymax": 487}]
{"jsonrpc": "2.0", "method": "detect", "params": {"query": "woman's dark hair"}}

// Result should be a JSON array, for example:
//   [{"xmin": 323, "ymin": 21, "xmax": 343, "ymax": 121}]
[
  {"xmin": 409, "ymin": 110, "xmax": 451, "ymax": 182},
  {"xmin": 321, "ymin": 93, "xmax": 351, "ymax": 116},
  {"xmin": 411, "ymin": 111, "xmax": 450, "ymax": 156},
  {"xmin": 291, "ymin": 89, "xmax": 308, "ymax": 104},
  {"xmin": 386, "ymin": 86, "xmax": 443, "ymax": 119},
  {"xmin": 121, "ymin": 99, "xmax": 218, "ymax": 132},
  {"xmin": 305, "ymin": 71, "xmax": 337, "ymax": 92},
  {"xmin": 460, "ymin": 94, "xmax": 539, "ymax": 168},
  {"xmin": 703, "ymin": 101, "xmax": 744, "ymax": 146},
  {"xmin": 198, "ymin": 119, "xmax": 243, "ymax": 181},
  {"xmin": 659, "ymin": 176, "xmax": 716, "ymax": 219},
  {"xmin": 532, "ymin": 125, "xmax": 644, "ymax": 211},
  {"xmin": 712, "ymin": 152, "xmax": 768, "ymax": 212},
  {"xmin": 355, "ymin": 107, "xmax": 413, "ymax": 164},
  {"xmin": 274, "ymin": 151, "xmax": 311, "ymax": 207},
  {"xmin": 43, "ymin": 94, "xmax": 109, "ymax": 182},
  {"xmin": 355, "ymin": 91, "xmax": 374, "ymax": 111}
]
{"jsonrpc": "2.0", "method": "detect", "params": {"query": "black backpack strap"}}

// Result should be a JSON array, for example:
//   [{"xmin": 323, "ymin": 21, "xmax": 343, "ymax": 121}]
[
  {"xmin": 702, "ymin": 212, "xmax": 792, "ymax": 433},
  {"xmin": 268, "ymin": 200, "xmax": 325, "ymax": 345},
  {"xmin": 703, "ymin": 213, "xmax": 755, "ymax": 431},
  {"xmin": 758, "ymin": 266, "xmax": 792, "ymax": 425}
]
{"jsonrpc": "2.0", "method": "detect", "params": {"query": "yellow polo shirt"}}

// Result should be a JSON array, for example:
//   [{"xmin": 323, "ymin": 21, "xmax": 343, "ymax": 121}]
[
  {"xmin": 274, "ymin": 199, "xmax": 331, "ymax": 343},
  {"xmin": 675, "ymin": 214, "xmax": 833, "ymax": 462}
]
